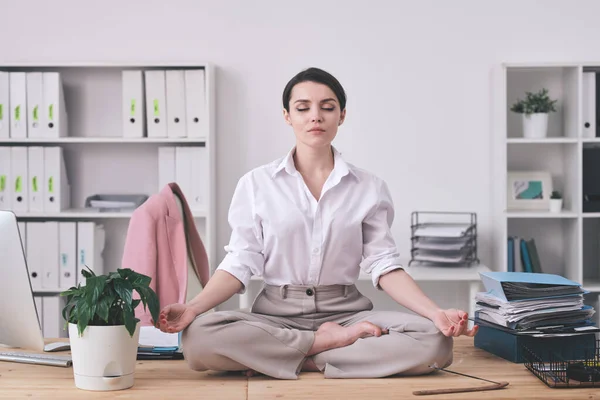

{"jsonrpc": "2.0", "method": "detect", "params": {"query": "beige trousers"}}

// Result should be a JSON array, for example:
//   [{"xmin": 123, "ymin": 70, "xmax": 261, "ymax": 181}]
[{"xmin": 181, "ymin": 284, "xmax": 453, "ymax": 379}]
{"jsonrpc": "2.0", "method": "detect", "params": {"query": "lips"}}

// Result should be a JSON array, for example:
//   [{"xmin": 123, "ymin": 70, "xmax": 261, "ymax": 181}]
[{"xmin": 309, "ymin": 128, "xmax": 325, "ymax": 132}]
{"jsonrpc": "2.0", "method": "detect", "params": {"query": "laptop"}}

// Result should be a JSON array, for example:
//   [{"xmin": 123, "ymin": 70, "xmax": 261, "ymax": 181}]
[{"xmin": 0, "ymin": 210, "xmax": 72, "ymax": 366}]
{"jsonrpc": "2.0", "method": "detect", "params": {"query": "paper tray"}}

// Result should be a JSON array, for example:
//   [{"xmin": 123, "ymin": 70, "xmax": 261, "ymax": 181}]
[{"xmin": 84, "ymin": 194, "xmax": 148, "ymax": 211}]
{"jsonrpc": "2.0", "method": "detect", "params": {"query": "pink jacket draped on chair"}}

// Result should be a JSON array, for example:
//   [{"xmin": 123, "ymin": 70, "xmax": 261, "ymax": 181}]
[{"xmin": 121, "ymin": 183, "xmax": 210, "ymax": 325}]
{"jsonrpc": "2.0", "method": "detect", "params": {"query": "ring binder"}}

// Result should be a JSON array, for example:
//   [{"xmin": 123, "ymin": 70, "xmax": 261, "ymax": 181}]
[{"xmin": 409, "ymin": 211, "xmax": 479, "ymax": 267}]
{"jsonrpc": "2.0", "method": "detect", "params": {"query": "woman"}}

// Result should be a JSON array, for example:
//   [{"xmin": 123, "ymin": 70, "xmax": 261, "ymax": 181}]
[{"xmin": 156, "ymin": 67, "xmax": 478, "ymax": 379}]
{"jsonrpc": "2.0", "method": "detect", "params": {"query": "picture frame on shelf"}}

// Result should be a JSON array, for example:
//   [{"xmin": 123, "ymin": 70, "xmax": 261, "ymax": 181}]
[{"xmin": 506, "ymin": 171, "xmax": 553, "ymax": 211}]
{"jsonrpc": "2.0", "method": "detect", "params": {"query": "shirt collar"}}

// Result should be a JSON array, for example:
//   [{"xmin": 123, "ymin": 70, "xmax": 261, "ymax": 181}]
[{"xmin": 271, "ymin": 145, "xmax": 357, "ymax": 180}]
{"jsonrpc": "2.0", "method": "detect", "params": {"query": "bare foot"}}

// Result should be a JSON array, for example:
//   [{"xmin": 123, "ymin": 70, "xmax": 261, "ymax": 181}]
[
  {"xmin": 307, "ymin": 321, "xmax": 386, "ymax": 356},
  {"xmin": 241, "ymin": 369, "xmax": 260, "ymax": 377}
]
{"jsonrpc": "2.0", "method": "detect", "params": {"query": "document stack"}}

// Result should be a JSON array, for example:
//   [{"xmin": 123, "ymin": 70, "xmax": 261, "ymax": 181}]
[
  {"xmin": 121, "ymin": 69, "xmax": 207, "ymax": 139},
  {"xmin": 474, "ymin": 271, "xmax": 599, "ymax": 363},
  {"xmin": 137, "ymin": 326, "xmax": 183, "ymax": 360},
  {"xmin": 409, "ymin": 211, "xmax": 479, "ymax": 266}
]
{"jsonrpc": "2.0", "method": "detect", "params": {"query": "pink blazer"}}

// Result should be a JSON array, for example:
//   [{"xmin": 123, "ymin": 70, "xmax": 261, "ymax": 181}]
[{"xmin": 121, "ymin": 183, "xmax": 210, "ymax": 325}]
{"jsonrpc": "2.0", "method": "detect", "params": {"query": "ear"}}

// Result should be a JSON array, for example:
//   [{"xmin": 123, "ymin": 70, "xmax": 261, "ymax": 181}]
[
  {"xmin": 338, "ymin": 108, "xmax": 346, "ymax": 125},
  {"xmin": 283, "ymin": 108, "xmax": 292, "ymax": 126}
]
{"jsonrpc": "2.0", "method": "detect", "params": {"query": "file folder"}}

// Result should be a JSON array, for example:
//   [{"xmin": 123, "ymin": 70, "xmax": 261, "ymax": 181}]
[
  {"xmin": 166, "ymin": 70, "xmax": 186, "ymax": 138},
  {"xmin": 583, "ymin": 71, "xmax": 596, "ymax": 137},
  {"xmin": 42, "ymin": 221, "xmax": 60, "ymax": 289},
  {"xmin": 77, "ymin": 222, "xmax": 105, "ymax": 284},
  {"xmin": 175, "ymin": 147, "xmax": 192, "ymax": 202},
  {"xmin": 27, "ymin": 146, "xmax": 45, "ymax": 212},
  {"xmin": 18, "ymin": 221, "xmax": 26, "ymax": 250},
  {"xmin": 9, "ymin": 72, "xmax": 27, "ymax": 138},
  {"xmin": 0, "ymin": 147, "xmax": 11, "ymax": 210},
  {"xmin": 189, "ymin": 146, "xmax": 208, "ymax": 210},
  {"xmin": 144, "ymin": 70, "xmax": 167, "ymax": 138},
  {"xmin": 158, "ymin": 146, "xmax": 175, "ymax": 191},
  {"xmin": 42, "ymin": 295, "xmax": 67, "ymax": 338},
  {"xmin": 34, "ymin": 295, "xmax": 43, "ymax": 329},
  {"xmin": 11, "ymin": 147, "xmax": 28, "ymax": 212},
  {"xmin": 26, "ymin": 222, "xmax": 44, "ymax": 290},
  {"xmin": 0, "ymin": 72, "xmax": 9, "ymax": 139},
  {"xmin": 44, "ymin": 147, "xmax": 70, "ymax": 212},
  {"xmin": 59, "ymin": 222, "xmax": 77, "ymax": 289},
  {"xmin": 26, "ymin": 72, "xmax": 44, "ymax": 138},
  {"xmin": 479, "ymin": 271, "xmax": 583, "ymax": 302},
  {"xmin": 184, "ymin": 69, "xmax": 207, "ymax": 139},
  {"xmin": 43, "ymin": 72, "xmax": 68, "ymax": 138},
  {"xmin": 122, "ymin": 70, "xmax": 145, "ymax": 138}
]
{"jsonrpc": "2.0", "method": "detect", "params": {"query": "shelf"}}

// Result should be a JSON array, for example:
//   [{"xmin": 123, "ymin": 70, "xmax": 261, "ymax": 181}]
[
  {"xmin": 32, "ymin": 288, "xmax": 69, "ymax": 294},
  {"xmin": 583, "ymin": 280, "xmax": 600, "ymax": 293},
  {"xmin": 0, "ymin": 137, "xmax": 206, "ymax": 144},
  {"xmin": 507, "ymin": 138, "xmax": 577, "ymax": 144},
  {"xmin": 505, "ymin": 210, "xmax": 578, "ymax": 218},
  {"xmin": 14, "ymin": 208, "xmax": 207, "ymax": 219}
]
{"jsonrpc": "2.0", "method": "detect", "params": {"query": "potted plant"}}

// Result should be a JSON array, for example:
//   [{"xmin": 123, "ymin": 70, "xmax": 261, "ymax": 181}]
[
  {"xmin": 61, "ymin": 267, "xmax": 159, "ymax": 392},
  {"xmin": 510, "ymin": 88, "xmax": 558, "ymax": 139},
  {"xmin": 550, "ymin": 190, "xmax": 563, "ymax": 213}
]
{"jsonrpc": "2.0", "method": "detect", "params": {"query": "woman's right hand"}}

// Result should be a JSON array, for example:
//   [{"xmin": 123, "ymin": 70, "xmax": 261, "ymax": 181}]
[{"xmin": 155, "ymin": 303, "xmax": 197, "ymax": 333}]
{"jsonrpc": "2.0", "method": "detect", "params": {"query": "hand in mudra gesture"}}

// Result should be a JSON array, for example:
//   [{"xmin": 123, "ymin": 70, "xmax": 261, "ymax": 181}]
[
  {"xmin": 154, "ymin": 303, "xmax": 197, "ymax": 333},
  {"xmin": 432, "ymin": 308, "xmax": 478, "ymax": 337}
]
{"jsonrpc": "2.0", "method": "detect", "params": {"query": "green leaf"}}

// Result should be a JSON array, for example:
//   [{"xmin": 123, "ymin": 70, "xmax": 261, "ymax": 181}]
[
  {"xmin": 97, "ymin": 296, "xmax": 111, "ymax": 322},
  {"xmin": 76, "ymin": 297, "xmax": 92, "ymax": 336},
  {"xmin": 80, "ymin": 265, "xmax": 96, "ymax": 279},
  {"xmin": 132, "ymin": 299, "xmax": 141, "ymax": 310},
  {"xmin": 114, "ymin": 279, "xmax": 133, "ymax": 305},
  {"xmin": 86, "ymin": 275, "xmax": 107, "ymax": 305},
  {"xmin": 122, "ymin": 303, "xmax": 137, "ymax": 337}
]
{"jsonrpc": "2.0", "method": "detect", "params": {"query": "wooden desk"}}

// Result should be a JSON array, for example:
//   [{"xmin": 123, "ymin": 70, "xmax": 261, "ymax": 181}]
[{"xmin": 1, "ymin": 337, "xmax": 599, "ymax": 399}]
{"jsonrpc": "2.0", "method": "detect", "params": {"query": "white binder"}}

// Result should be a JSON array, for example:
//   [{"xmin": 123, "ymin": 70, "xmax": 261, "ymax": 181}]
[
  {"xmin": 144, "ymin": 70, "xmax": 167, "ymax": 138},
  {"xmin": 0, "ymin": 72, "xmax": 9, "ymax": 139},
  {"xmin": 9, "ymin": 72, "xmax": 27, "ymax": 138},
  {"xmin": 158, "ymin": 146, "xmax": 176, "ymax": 191},
  {"xmin": 18, "ymin": 221, "xmax": 26, "ymax": 256},
  {"xmin": 189, "ymin": 147, "xmax": 208, "ymax": 211},
  {"xmin": 0, "ymin": 147, "xmax": 11, "ymax": 210},
  {"xmin": 59, "ymin": 222, "xmax": 77, "ymax": 289},
  {"xmin": 26, "ymin": 222, "xmax": 44, "ymax": 290},
  {"xmin": 43, "ymin": 146, "xmax": 70, "ymax": 212},
  {"xmin": 34, "ymin": 295, "xmax": 43, "ymax": 329},
  {"xmin": 77, "ymin": 222, "xmax": 105, "ymax": 285},
  {"xmin": 583, "ymin": 71, "xmax": 596, "ymax": 137},
  {"xmin": 11, "ymin": 147, "xmax": 28, "ymax": 212},
  {"xmin": 26, "ymin": 72, "xmax": 44, "ymax": 138},
  {"xmin": 122, "ymin": 70, "xmax": 145, "ymax": 138},
  {"xmin": 42, "ymin": 221, "xmax": 60, "ymax": 289},
  {"xmin": 27, "ymin": 146, "xmax": 45, "ymax": 212},
  {"xmin": 175, "ymin": 147, "xmax": 193, "ymax": 202},
  {"xmin": 43, "ymin": 72, "xmax": 68, "ymax": 138},
  {"xmin": 42, "ymin": 295, "xmax": 67, "ymax": 338},
  {"xmin": 184, "ymin": 69, "xmax": 207, "ymax": 139},
  {"xmin": 166, "ymin": 70, "xmax": 187, "ymax": 138}
]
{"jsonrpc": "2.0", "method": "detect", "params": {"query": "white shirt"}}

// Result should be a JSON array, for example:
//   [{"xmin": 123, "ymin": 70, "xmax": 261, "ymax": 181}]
[{"xmin": 216, "ymin": 146, "xmax": 404, "ymax": 294}]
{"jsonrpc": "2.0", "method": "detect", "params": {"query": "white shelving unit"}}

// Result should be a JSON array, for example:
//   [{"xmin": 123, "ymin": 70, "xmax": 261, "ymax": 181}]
[
  {"xmin": 492, "ymin": 62, "xmax": 600, "ymax": 322},
  {"xmin": 0, "ymin": 61, "xmax": 217, "ymax": 297}
]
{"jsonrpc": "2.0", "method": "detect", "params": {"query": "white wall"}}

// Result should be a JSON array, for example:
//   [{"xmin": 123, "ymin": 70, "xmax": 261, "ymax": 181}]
[{"xmin": 3, "ymin": 0, "xmax": 600, "ymax": 312}]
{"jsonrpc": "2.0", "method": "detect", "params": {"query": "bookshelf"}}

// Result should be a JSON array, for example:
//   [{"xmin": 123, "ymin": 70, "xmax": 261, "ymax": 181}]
[
  {"xmin": 0, "ymin": 62, "xmax": 217, "ymax": 334},
  {"xmin": 492, "ymin": 62, "xmax": 600, "ymax": 322}
]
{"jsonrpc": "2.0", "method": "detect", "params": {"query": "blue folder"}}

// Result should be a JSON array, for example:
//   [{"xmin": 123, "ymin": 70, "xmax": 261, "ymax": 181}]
[{"xmin": 479, "ymin": 271, "xmax": 582, "ymax": 302}]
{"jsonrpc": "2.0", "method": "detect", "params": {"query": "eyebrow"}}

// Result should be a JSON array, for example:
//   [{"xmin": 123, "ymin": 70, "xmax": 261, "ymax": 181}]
[{"xmin": 294, "ymin": 98, "xmax": 337, "ymax": 104}]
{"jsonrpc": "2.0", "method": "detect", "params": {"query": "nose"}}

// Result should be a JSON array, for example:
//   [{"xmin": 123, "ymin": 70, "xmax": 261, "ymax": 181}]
[{"xmin": 310, "ymin": 110, "xmax": 323, "ymax": 122}]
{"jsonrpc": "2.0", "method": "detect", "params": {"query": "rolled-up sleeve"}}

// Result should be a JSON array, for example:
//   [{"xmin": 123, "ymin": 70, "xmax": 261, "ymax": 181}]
[
  {"xmin": 216, "ymin": 174, "xmax": 265, "ymax": 294},
  {"xmin": 359, "ymin": 179, "xmax": 404, "ymax": 290}
]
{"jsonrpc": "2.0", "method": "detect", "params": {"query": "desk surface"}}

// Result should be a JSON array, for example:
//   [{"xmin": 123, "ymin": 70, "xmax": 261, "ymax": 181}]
[{"xmin": 1, "ymin": 337, "xmax": 599, "ymax": 399}]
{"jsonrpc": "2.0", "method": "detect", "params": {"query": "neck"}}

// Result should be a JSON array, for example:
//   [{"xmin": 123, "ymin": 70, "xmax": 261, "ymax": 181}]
[{"xmin": 293, "ymin": 142, "xmax": 334, "ymax": 177}]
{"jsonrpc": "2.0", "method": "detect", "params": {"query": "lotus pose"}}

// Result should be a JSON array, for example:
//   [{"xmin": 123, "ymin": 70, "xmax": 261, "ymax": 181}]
[{"xmin": 156, "ymin": 67, "xmax": 478, "ymax": 379}]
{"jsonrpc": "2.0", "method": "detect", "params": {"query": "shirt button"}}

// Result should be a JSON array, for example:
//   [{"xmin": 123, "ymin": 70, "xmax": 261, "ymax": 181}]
[
  {"xmin": 313, "ymin": 247, "xmax": 320, "ymax": 254},
  {"xmin": 306, "ymin": 289, "xmax": 314, "ymax": 296}
]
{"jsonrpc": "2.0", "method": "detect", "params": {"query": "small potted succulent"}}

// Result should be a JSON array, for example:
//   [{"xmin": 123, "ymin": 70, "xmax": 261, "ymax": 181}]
[
  {"xmin": 550, "ymin": 190, "xmax": 563, "ymax": 213},
  {"xmin": 61, "ymin": 267, "xmax": 159, "ymax": 392},
  {"xmin": 510, "ymin": 88, "xmax": 558, "ymax": 139}
]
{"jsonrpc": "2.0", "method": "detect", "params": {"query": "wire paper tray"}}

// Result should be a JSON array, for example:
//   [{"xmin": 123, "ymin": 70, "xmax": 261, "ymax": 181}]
[
  {"xmin": 523, "ymin": 339, "xmax": 600, "ymax": 388},
  {"xmin": 409, "ymin": 211, "xmax": 479, "ymax": 267}
]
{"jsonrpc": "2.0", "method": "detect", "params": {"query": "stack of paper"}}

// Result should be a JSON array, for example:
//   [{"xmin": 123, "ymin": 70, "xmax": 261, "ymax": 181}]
[
  {"xmin": 475, "ymin": 272, "xmax": 597, "ymax": 336},
  {"xmin": 137, "ymin": 326, "xmax": 183, "ymax": 360},
  {"xmin": 411, "ymin": 223, "xmax": 476, "ymax": 265}
]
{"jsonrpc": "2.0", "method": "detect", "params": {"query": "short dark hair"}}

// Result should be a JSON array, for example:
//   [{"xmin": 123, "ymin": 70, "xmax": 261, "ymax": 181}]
[{"xmin": 282, "ymin": 67, "xmax": 347, "ymax": 112}]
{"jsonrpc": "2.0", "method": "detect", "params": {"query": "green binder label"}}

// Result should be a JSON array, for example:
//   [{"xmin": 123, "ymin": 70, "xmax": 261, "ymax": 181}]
[
  {"xmin": 0, "ymin": 175, "xmax": 5, "ymax": 191},
  {"xmin": 130, "ymin": 99, "xmax": 136, "ymax": 116},
  {"xmin": 32, "ymin": 176, "xmax": 38, "ymax": 192},
  {"xmin": 33, "ymin": 105, "xmax": 39, "ymax": 122},
  {"xmin": 153, "ymin": 99, "xmax": 159, "ymax": 116},
  {"xmin": 48, "ymin": 176, "xmax": 54, "ymax": 193},
  {"xmin": 15, "ymin": 105, "xmax": 20, "ymax": 121},
  {"xmin": 49, "ymin": 104, "xmax": 54, "ymax": 121},
  {"xmin": 15, "ymin": 176, "xmax": 22, "ymax": 193},
  {"xmin": 0, "ymin": 104, "xmax": 3, "ymax": 120}
]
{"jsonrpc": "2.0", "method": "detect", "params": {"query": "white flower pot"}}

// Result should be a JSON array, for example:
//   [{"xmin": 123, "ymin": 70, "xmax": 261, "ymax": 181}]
[
  {"xmin": 522, "ymin": 113, "xmax": 549, "ymax": 139},
  {"xmin": 549, "ymin": 199, "xmax": 563, "ymax": 213},
  {"xmin": 68, "ymin": 323, "xmax": 140, "ymax": 391}
]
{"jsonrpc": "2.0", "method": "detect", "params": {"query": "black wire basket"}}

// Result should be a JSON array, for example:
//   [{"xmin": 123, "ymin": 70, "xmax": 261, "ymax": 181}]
[{"xmin": 523, "ymin": 338, "xmax": 600, "ymax": 388}]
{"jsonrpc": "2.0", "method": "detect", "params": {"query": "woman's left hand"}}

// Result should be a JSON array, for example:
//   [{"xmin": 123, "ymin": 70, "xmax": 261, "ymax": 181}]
[{"xmin": 431, "ymin": 308, "xmax": 479, "ymax": 337}]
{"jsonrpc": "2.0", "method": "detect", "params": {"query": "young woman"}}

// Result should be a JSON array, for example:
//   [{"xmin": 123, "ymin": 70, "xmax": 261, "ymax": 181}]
[{"xmin": 156, "ymin": 67, "xmax": 478, "ymax": 379}]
